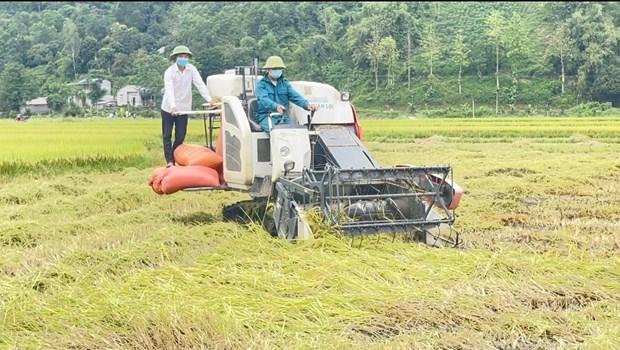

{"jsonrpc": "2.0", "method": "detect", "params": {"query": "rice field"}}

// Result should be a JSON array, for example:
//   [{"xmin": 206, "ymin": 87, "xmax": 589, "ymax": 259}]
[
  {"xmin": 0, "ymin": 118, "xmax": 209, "ymax": 178},
  {"xmin": 1, "ymin": 117, "xmax": 619, "ymax": 349}
]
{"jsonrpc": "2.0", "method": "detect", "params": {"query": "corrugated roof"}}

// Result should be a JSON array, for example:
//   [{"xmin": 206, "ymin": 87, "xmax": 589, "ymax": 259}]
[{"xmin": 26, "ymin": 97, "xmax": 47, "ymax": 105}]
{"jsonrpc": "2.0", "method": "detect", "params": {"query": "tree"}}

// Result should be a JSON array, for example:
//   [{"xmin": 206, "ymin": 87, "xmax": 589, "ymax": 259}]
[
  {"xmin": 407, "ymin": 30, "xmax": 412, "ymax": 90},
  {"xmin": 103, "ymin": 23, "xmax": 147, "ymax": 55},
  {"xmin": 30, "ymin": 21, "xmax": 59, "ymax": 45},
  {"xmin": 27, "ymin": 44, "xmax": 54, "ymax": 67},
  {"xmin": 451, "ymin": 30, "xmax": 470, "ymax": 95},
  {"xmin": 420, "ymin": 23, "xmax": 440, "ymax": 89},
  {"xmin": 95, "ymin": 47, "xmax": 115, "ymax": 74},
  {"xmin": 292, "ymin": 34, "xmax": 331, "ymax": 81},
  {"xmin": 486, "ymin": 11, "xmax": 506, "ymax": 115},
  {"xmin": 0, "ymin": 63, "xmax": 34, "ymax": 113},
  {"xmin": 380, "ymin": 37, "xmax": 399, "ymax": 87},
  {"xmin": 62, "ymin": 18, "xmax": 81, "ymax": 78},
  {"xmin": 257, "ymin": 32, "xmax": 279, "ymax": 61},
  {"xmin": 55, "ymin": 56, "xmax": 75, "ymax": 81},
  {"xmin": 88, "ymin": 80, "xmax": 105, "ymax": 107},
  {"xmin": 111, "ymin": 53, "xmax": 131, "ymax": 76},
  {"xmin": 566, "ymin": 4, "xmax": 617, "ymax": 100},
  {"xmin": 0, "ymin": 1, "xmax": 615, "ymax": 112},
  {"xmin": 539, "ymin": 24, "xmax": 573, "ymax": 95},
  {"xmin": 79, "ymin": 36, "xmax": 100, "ymax": 73},
  {"xmin": 239, "ymin": 36, "xmax": 258, "ymax": 64},
  {"xmin": 43, "ymin": 82, "xmax": 72, "ymax": 112},
  {"xmin": 132, "ymin": 50, "xmax": 169, "ymax": 105},
  {"xmin": 319, "ymin": 6, "xmax": 343, "ymax": 40},
  {"xmin": 403, "ymin": 11, "xmax": 419, "ymax": 90},
  {"xmin": 592, "ymin": 55, "xmax": 620, "ymax": 106},
  {"xmin": 47, "ymin": 94, "xmax": 66, "ymax": 112},
  {"xmin": 366, "ymin": 32, "xmax": 382, "ymax": 91},
  {"xmin": 503, "ymin": 12, "xmax": 536, "ymax": 79}
]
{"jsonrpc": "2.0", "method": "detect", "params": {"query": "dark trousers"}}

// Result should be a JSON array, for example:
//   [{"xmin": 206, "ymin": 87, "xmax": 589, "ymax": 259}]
[{"xmin": 161, "ymin": 109, "xmax": 188, "ymax": 164}]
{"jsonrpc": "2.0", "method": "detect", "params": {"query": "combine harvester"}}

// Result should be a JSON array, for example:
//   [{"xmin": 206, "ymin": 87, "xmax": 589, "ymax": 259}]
[{"xmin": 184, "ymin": 61, "xmax": 463, "ymax": 248}]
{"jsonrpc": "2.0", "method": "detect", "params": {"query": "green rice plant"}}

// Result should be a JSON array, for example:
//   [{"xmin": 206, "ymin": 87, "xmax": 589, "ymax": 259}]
[
  {"xmin": 0, "ymin": 118, "xmax": 213, "ymax": 178},
  {"xmin": 360, "ymin": 117, "xmax": 620, "ymax": 142}
]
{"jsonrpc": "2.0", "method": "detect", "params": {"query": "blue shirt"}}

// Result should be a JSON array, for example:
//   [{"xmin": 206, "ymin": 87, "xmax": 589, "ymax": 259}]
[{"xmin": 255, "ymin": 75, "xmax": 309, "ymax": 122}]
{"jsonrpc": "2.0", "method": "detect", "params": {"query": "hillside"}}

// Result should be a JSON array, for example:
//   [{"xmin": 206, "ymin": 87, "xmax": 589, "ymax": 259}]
[{"xmin": 0, "ymin": 2, "xmax": 617, "ymax": 116}]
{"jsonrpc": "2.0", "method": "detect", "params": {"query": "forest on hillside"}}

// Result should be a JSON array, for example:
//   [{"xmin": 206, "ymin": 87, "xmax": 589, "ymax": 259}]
[{"xmin": 0, "ymin": 1, "xmax": 617, "ymax": 117}]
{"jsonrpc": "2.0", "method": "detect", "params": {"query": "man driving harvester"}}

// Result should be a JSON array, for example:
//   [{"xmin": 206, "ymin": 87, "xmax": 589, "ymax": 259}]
[{"xmin": 255, "ymin": 56, "xmax": 318, "ymax": 134}]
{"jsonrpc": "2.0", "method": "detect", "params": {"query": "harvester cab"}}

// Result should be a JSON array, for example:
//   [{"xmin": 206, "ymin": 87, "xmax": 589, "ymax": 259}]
[{"xmin": 188, "ymin": 60, "xmax": 464, "ymax": 247}]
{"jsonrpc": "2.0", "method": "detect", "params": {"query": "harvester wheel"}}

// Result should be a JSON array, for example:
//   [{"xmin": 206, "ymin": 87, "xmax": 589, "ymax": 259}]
[{"xmin": 222, "ymin": 198, "xmax": 278, "ymax": 237}]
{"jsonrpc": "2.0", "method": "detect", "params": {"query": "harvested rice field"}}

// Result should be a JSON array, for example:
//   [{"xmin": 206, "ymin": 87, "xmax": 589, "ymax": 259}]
[{"xmin": 0, "ymin": 117, "xmax": 619, "ymax": 349}]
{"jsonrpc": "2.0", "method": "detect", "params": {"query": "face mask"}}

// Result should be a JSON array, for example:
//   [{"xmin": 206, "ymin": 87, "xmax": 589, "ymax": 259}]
[
  {"xmin": 270, "ymin": 70, "xmax": 282, "ymax": 79},
  {"xmin": 176, "ymin": 57, "xmax": 189, "ymax": 67}
]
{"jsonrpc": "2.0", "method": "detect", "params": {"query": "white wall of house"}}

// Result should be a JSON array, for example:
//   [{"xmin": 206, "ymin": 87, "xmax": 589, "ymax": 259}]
[
  {"xmin": 100, "ymin": 80, "xmax": 112, "ymax": 94},
  {"xmin": 22, "ymin": 97, "xmax": 50, "ymax": 114},
  {"xmin": 116, "ymin": 85, "xmax": 143, "ymax": 107},
  {"xmin": 67, "ymin": 79, "xmax": 113, "ymax": 108},
  {"xmin": 26, "ymin": 105, "xmax": 50, "ymax": 114}
]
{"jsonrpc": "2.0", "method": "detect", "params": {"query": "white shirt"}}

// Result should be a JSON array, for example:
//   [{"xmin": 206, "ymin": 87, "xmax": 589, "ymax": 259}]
[{"xmin": 161, "ymin": 63, "xmax": 211, "ymax": 113}]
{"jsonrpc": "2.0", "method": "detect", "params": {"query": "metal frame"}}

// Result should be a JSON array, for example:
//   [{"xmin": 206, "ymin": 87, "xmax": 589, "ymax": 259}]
[
  {"xmin": 276, "ymin": 164, "xmax": 461, "ymax": 247},
  {"xmin": 180, "ymin": 105, "xmax": 222, "ymax": 150}
]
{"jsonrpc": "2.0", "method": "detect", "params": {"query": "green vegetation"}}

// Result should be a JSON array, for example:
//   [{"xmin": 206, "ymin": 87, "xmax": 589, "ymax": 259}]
[
  {"xmin": 1, "ymin": 118, "xmax": 619, "ymax": 349},
  {"xmin": 0, "ymin": 2, "xmax": 617, "ymax": 117},
  {"xmin": 0, "ymin": 118, "xmax": 208, "ymax": 178},
  {"xmin": 361, "ymin": 117, "xmax": 620, "ymax": 142}
]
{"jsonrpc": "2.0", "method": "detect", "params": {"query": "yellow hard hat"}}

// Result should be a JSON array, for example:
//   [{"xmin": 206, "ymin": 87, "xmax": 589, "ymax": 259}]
[
  {"xmin": 169, "ymin": 45, "xmax": 193, "ymax": 60},
  {"xmin": 263, "ymin": 56, "xmax": 286, "ymax": 69}
]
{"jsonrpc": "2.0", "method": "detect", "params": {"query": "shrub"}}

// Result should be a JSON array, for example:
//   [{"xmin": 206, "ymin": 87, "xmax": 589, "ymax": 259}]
[{"xmin": 566, "ymin": 102, "xmax": 615, "ymax": 117}]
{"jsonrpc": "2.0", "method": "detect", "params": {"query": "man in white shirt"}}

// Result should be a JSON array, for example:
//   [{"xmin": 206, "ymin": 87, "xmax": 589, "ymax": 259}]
[{"xmin": 161, "ymin": 45, "xmax": 214, "ymax": 167}]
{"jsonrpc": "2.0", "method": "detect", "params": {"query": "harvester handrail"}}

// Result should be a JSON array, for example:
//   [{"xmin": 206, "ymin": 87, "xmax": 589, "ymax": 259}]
[{"xmin": 176, "ymin": 109, "xmax": 222, "ymax": 115}]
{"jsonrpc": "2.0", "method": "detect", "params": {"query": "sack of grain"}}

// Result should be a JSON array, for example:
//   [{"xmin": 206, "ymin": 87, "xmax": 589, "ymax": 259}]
[
  {"xmin": 159, "ymin": 165, "xmax": 220, "ymax": 194},
  {"xmin": 173, "ymin": 143, "xmax": 223, "ymax": 169}
]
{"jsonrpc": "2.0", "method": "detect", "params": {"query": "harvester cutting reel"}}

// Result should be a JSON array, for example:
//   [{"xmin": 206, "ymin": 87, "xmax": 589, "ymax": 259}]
[
  {"xmin": 252, "ymin": 114, "xmax": 464, "ymax": 248},
  {"xmin": 270, "ymin": 162, "xmax": 463, "ymax": 248}
]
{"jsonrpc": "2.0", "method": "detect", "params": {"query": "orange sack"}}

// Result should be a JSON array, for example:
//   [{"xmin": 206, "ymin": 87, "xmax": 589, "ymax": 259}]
[
  {"xmin": 149, "ymin": 167, "xmax": 171, "ymax": 194},
  {"xmin": 174, "ymin": 143, "xmax": 223, "ymax": 169},
  {"xmin": 159, "ymin": 165, "xmax": 220, "ymax": 195}
]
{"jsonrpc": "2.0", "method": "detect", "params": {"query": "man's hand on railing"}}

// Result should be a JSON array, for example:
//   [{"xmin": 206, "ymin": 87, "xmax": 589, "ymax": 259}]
[
  {"xmin": 308, "ymin": 104, "xmax": 318, "ymax": 112},
  {"xmin": 202, "ymin": 101, "xmax": 221, "ymax": 109}
]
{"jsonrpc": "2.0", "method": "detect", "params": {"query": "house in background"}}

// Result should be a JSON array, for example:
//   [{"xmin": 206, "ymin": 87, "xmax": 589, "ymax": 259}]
[
  {"xmin": 96, "ymin": 95, "xmax": 116, "ymax": 109},
  {"xmin": 67, "ymin": 78, "xmax": 113, "ymax": 108},
  {"xmin": 116, "ymin": 85, "xmax": 143, "ymax": 107},
  {"xmin": 65, "ymin": 79, "xmax": 155, "ymax": 111},
  {"xmin": 21, "ymin": 97, "xmax": 50, "ymax": 115}
]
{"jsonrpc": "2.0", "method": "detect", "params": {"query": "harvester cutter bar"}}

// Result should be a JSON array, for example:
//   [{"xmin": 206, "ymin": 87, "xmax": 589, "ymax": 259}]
[
  {"xmin": 275, "ymin": 164, "xmax": 460, "ymax": 247},
  {"xmin": 314, "ymin": 165, "xmax": 456, "ymax": 244},
  {"xmin": 342, "ymin": 217, "xmax": 453, "ymax": 228}
]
